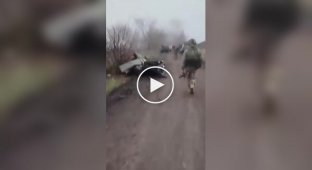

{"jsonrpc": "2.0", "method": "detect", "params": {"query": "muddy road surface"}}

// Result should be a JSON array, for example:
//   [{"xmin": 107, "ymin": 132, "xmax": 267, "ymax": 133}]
[{"xmin": 106, "ymin": 53, "xmax": 205, "ymax": 170}]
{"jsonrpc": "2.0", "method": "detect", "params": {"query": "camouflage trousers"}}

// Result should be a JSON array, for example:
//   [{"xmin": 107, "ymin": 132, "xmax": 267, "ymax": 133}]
[{"xmin": 184, "ymin": 67, "xmax": 197, "ymax": 88}]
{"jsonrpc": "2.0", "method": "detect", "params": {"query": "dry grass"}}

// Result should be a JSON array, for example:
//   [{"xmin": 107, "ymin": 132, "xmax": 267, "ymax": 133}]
[{"xmin": 106, "ymin": 76, "xmax": 129, "ymax": 95}]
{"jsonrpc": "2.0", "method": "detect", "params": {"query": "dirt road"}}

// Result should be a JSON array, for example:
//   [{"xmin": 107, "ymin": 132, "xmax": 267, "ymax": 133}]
[
  {"xmin": 0, "ymin": 23, "xmax": 310, "ymax": 170},
  {"xmin": 106, "ymin": 53, "xmax": 205, "ymax": 170}
]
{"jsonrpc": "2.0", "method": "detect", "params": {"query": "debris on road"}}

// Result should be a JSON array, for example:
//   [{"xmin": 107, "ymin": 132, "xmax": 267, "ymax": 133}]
[{"xmin": 119, "ymin": 52, "xmax": 166, "ymax": 77}]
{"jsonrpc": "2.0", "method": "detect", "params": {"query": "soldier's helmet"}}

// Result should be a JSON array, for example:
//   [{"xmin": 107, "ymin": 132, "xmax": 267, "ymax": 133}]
[{"xmin": 189, "ymin": 39, "xmax": 197, "ymax": 45}]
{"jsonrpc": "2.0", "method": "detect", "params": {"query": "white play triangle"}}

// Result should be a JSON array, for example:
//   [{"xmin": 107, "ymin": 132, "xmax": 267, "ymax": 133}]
[{"xmin": 150, "ymin": 78, "xmax": 164, "ymax": 93}]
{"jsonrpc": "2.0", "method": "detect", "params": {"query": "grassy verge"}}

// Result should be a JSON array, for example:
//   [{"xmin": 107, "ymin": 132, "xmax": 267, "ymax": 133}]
[{"xmin": 106, "ymin": 76, "xmax": 129, "ymax": 95}]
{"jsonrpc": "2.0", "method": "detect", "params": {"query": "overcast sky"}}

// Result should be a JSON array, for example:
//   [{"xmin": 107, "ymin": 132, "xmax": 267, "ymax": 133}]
[{"xmin": 107, "ymin": 0, "xmax": 205, "ymax": 43}]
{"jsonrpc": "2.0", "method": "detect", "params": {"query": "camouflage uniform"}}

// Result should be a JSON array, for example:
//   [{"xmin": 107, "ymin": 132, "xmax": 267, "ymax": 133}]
[
  {"xmin": 182, "ymin": 39, "xmax": 203, "ymax": 85},
  {"xmin": 182, "ymin": 40, "xmax": 203, "ymax": 70}
]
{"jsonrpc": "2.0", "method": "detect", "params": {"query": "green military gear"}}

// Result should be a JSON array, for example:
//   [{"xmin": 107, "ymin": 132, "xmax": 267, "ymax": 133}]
[
  {"xmin": 183, "ymin": 44, "xmax": 202, "ymax": 69},
  {"xmin": 188, "ymin": 39, "xmax": 197, "ymax": 46}
]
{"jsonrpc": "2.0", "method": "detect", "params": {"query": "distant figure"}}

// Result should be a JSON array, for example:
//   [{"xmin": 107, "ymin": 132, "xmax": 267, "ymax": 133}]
[
  {"xmin": 236, "ymin": 0, "xmax": 299, "ymax": 113},
  {"xmin": 181, "ymin": 39, "xmax": 203, "ymax": 94},
  {"xmin": 174, "ymin": 43, "xmax": 186, "ymax": 57}
]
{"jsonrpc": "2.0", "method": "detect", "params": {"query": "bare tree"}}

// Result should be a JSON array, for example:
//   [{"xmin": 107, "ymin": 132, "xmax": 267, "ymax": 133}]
[
  {"xmin": 106, "ymin": 24, "xmax": 137, "ymax": 69},
  {"xmin": 170, "ymin": 31, "xmax": 187, "ymax": 45},
  {"xmin": 134, "ymin": 18, "xmax": 147, "ymax": 39},
  {"xmin": 108, "ymin": 18, "xmax": 187, "ymax": 55},
  {"xmin": 145, "ymin": 24, "xmax": 167, "ymax": 50},
  {"xmin": 168, "ymin": 19, "xmax": 187, "ymax": 45},
  {"xmin": 135, "ymin": 19, "xmax": 168, "ymax": 50}
]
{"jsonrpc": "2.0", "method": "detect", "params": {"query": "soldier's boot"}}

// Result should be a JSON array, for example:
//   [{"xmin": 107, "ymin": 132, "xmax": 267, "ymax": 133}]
[
  {"xmin": 189, "ymin": 79, "xmax": 196, "ymax": 95},
  {"xmin": 190, "ymin": 88, "xmax": 194, "ymax": 95}
]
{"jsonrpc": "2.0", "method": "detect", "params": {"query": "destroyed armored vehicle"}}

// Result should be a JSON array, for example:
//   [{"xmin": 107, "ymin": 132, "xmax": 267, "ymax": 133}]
[{"xmin": 119, "ymin": 53, "xmax": 166, "ymax": 77}]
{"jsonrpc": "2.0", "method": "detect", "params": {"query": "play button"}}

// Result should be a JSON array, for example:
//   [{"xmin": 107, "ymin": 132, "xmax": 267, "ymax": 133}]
[
  {"xmin": 137, "ymin": 66, "xmax": 174, "ymax": 104},
  {"xmin": 150, "ymin": 78, "xmax": 164, "ymax": 93}
]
